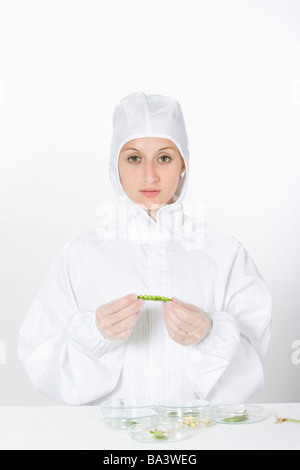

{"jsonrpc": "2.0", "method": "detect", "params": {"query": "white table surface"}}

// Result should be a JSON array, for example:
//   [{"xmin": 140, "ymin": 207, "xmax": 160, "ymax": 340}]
[{"xmin": 0, "ymin": 403, "xmax": 299, "ymax": 450}]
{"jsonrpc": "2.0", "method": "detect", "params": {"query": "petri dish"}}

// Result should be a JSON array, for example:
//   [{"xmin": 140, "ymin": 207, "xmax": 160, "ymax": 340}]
[
  {"xmin": 100, "ymin": 399, "xmax": 157, "ymax": 430},
  {"xmin": 100, "ymin": 398, "xmax": 153, "ymax": 409},
  {"xmin": 156, "ymin": 399, "xmax": 213, "ymax": 429},
  {"xmin": 212, "ymin": 404, "xmax": 264, "ymax": 425},
  {"xmin": 130, "ymin": 423, "xmax": 191, "ymax": 443}
]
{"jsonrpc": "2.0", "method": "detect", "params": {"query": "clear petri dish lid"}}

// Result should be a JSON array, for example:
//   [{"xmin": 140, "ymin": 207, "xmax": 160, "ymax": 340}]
[
  {"xmin": 99, "ymin": 405, "xmax": 158, "ymax": 431},
  {"xmin": 100, "ymin": 398, "xmax": 154, "ymax": 410},
  {"xmin": 212, "ymin": 404, "xmax": 264, "ymax": 425},
  {"xmin": 130, "ymin": 422, "xmax": 191, "ymax": 443},
  {"xmin": 155, "ymin": 399, "xmax": 212, "ymax": 429},
  {"xmin": 156, "ymin": 398, "xmax": 209, "ymax": 409}
]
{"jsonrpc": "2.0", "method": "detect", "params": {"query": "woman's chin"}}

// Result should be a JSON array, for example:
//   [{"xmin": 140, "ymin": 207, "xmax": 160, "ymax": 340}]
[{"xmin": 142, "ymin": 201, "xmax": 167, "ymax": 211}]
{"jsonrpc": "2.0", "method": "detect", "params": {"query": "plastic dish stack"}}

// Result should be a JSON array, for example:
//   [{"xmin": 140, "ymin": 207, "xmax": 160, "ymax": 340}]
[
  {"xmin": 99, "ymin": 399, "xmax": 157, "ymax": 432},
  {"xmin": 99, "ymin": 399, "xmax": 264, "ymax": 443}
]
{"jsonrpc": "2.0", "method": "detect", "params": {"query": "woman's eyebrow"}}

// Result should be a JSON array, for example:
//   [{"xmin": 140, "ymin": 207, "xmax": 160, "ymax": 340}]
[{"xmin": 123, "ymin": 147, "xmax": 175, "ymax": 152}]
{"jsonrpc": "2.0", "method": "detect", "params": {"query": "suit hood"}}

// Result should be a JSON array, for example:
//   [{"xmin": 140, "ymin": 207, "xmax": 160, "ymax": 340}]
[{"xmin": 109, "ymin": 92, "xmax": 189, "ymax": 208}]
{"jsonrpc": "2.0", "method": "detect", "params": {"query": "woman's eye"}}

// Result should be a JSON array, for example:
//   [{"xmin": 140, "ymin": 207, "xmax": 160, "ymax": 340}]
[
  {"xmin": 127, "ymin": 155, "xmax": 171, "ymax": 163},
  {"xmin": 159, "ymin": 155, "xmax": 171, "ymax": 163},
  {"xmin": 128, "ymin": 156, "xmax": 140, "ymax": 163}
]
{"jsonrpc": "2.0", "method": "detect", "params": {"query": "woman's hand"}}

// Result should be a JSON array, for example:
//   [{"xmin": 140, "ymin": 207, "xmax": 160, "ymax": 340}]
[
  {"xmin": 95, "ymin": 293, "xmax": 145, "ymax": 342},
  {"xmin": 163, "ymin": 297, "xmax": 212, "ymax": 346}
]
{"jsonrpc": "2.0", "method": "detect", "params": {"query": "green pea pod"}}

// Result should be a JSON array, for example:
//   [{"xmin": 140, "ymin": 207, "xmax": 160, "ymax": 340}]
[
  {"xmin": 221, "ymin": 410, "xmax": 248, "ymax": 423},
  {"xmin": 149, "ymin": 430, "xmax": 168, "ymax": 440},
  {"xmin": 123, "ymin": 420, "xmax": 138, "ymax": 427},
  {"xmin": 138, "ymin": 295, "xmax": 172, "ymax": 302}
]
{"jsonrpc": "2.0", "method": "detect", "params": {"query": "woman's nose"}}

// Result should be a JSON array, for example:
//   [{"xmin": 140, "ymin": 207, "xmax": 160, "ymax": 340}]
[{"xmin": 143, "ymin": 163, "xmax": 159, "ymax": 182}]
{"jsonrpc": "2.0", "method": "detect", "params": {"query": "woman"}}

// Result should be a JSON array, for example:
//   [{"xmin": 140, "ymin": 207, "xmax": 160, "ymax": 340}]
[{"xmin": 18, "ymin": 92, "xmax": 272, "ymax": 405}]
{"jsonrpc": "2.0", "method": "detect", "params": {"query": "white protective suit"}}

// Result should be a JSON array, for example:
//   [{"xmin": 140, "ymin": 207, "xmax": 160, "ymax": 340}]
[{"xmin": 18, "ymin": 92, "xmax": 272, "ymax": 405}]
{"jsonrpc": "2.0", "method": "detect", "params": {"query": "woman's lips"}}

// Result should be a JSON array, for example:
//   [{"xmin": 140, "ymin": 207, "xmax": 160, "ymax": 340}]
[{"xmin": 140, "ymin": 190, "xmax": 161, "ymax": 198}]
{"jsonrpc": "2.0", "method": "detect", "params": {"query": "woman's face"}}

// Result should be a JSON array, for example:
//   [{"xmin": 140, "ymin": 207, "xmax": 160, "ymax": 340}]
[{"xmin": 118, "ymin": 137, "xmax": 185, "ymax": 216}]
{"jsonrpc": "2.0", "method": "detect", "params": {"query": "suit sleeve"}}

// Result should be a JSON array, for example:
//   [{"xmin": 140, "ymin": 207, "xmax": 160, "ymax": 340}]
[
  {"xmin": 18, "ymin": 242, "xmax": 127, "ymax": 405},
  {"xmin": 185, "ymin": 243, "xmax": 272, "ymax": 403}
]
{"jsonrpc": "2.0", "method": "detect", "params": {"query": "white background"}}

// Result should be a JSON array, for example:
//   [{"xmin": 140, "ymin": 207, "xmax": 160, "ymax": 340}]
[{"xmin": 0, "ymin": 0, "xmax": 299, "ymax": 405}]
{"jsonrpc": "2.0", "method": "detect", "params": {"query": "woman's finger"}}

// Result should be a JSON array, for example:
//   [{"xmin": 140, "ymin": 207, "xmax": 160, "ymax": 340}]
[
  {"xmin": 163, "ymin": 308, "xmax": 196, "ymax": 334},
  {"xmin": 101, "ymin": 293, "xmax": 139, "ymax": 315},
  {"xmin": 110, "ymin": 310, "xmax": 141, "ymax": 334}
]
